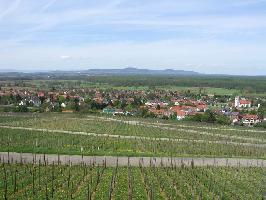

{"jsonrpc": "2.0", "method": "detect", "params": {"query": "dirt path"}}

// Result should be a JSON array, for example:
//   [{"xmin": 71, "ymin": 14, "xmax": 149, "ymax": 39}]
[
  {"xmin": 1, "ymin": 125, "xmax": 266, "ymax": 148},
  {"xmin": 1, "ymin": 113, "xmax": 265, "ymax": 143},
  {"xmin": 0, "ymin": 152, "xmax": 265, "ymax": 168},
  {"xmin": 89, "ymin": 116, "xmax": 266, "ymax": 133}
]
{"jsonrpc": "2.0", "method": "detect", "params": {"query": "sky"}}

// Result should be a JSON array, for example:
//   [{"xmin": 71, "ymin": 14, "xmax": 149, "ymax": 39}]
[{"xmin": 0, "ymin": 0, "xmax": 266, "ymax": 75}]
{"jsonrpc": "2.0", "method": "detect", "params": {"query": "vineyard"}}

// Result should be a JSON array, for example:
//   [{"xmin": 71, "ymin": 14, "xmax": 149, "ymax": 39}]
[
  {"xmin": 0, "ymin": 114, "xmax": 266, "ymax": 158},
  {"xmin": 0, "ymin": 162, "xmax": 264, "ymax": 200},
  {"xmin": 1, "ymin": 128, "xmax": 266, "ymax": 159},
  {"xmin": 1, "ymin": 114, "xmax": 266, "ymax": 141},
  {"xmin": 0, "ymin": 113, "xmax": 265, "ymax": 199}
]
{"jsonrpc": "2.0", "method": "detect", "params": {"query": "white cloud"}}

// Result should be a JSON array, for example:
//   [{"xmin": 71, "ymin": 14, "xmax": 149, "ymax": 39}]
[{"xmin": 60, "ymin": 55, "xmax": 71, "ymax": 60}]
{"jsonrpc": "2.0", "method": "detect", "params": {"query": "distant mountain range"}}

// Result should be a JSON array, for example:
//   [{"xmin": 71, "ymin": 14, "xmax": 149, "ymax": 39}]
[
  {"xmin": 0, "ymin": 67, "xmax": 202, "ymax": 77},
  {"xmin": 80, "ymin": 67, "xmax": 201, "ymax": 76}
]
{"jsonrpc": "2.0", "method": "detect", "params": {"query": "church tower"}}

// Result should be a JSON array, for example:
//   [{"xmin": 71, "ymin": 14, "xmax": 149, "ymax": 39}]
[{"xmin": 235, "ymin": 96, "xmax": 240, "ymax": 108}]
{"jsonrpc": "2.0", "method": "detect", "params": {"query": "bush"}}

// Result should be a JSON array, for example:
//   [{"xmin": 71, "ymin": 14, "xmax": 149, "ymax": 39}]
[
  {"xmin": 15, "ymin": 105, "xmax": 29, "ymax": 112},
  {"xmin": 216, "ymin": 115, "xmax": 231, "ymax": 125},
  {"xmin": 254, "ymin": 121, "xmax": 266, "ymax": 129}
]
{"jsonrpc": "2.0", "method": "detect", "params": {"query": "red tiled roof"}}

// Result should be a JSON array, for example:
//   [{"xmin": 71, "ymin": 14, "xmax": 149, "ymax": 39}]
[
  {"xmin": 197, "ymin": 104, "xmax": 208, "ymax": 109},
  {"xmin": 170, "ymin": 106, "xmax": 196, "ymax": 113},
  {"xmin": 243, "ymin": 114, "xmax": 259, "ymax": 120},
  {"xmin": 239, "ymin": 100, "xmax": 251, "ymax": 105},
  {"xmin": 38, "ymin": 92, "xmax": 45, "ymax": 97},
  {"xmin": 149, "ymin": 108, "xmax": 172, "ymax": 116},
  {"xmin": 175, "ymin": 110, "xmax": 186, "ymax": 117}
]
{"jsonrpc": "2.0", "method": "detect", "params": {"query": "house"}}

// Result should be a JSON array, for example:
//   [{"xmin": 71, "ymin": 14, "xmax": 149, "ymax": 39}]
[
  {"xmin": 196, "ymin": 104, "xmax": 208, "ymax": 112},
  {"xmin": 175, "ymin": 110, "xmax": 186, "ymax": 120},
  {"xmin": 170, "ymin": 105, "xmax": 196, "ymax": 120},
  {"xmin": 171, "ymin": 99, "xmax": 180, "ymax": 106},
  {"xmin": 29, "ymin": 97, "xmax": 41, "ymax": 107},
  {"xmin": 145, "ymin": 100, "xmax": 168, "ymax": 108},
  {"xmin": 170, "ymin": 105, "xmax": 197, "ymax": 114},
  {"xmin": 230, "ymin": 112, "xmax": 240, "ymax": 123},
  {"xmin": 38, "ymin": 91, "xmax": 45, "ymax": 98},
  {"xmin": 148, "ymin": 108, "xmax": 172, "ymax": 118},
  {"xmin": 173, "ymin": 99, "xmax": 189, "ymax": 106},
  {"xmin": 235, "ymin": 97, "xmax": 251, "ymax": 108},
  {"xmin": 224, "ymin": 112, "xmax": 240, "ymax": 123},
  {"xmin": 242, "ymin": 114, "xmax": 261, "ymax": 126}
]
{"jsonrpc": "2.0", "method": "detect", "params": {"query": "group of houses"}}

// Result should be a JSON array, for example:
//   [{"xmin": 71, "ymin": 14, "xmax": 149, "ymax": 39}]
[
  {"xmin": 102, "ymin": 95, "xmax": 264, "ymax": 126},
  {"xmin": 144, "ymin": 99, "xmax": 209, "ymax": 120},
  {"xmin": 0, "ymin": 86, "xmax": 264, "ymax": 126}
]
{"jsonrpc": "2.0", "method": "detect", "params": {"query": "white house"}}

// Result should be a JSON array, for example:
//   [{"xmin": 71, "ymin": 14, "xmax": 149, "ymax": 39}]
[
  {"xmin": 242, "ymin": 114, "xmax": 261, "ymax": 126},
  {"xmin": 145, "ymin": 101, "xmax": 168, "ymax": 108}
]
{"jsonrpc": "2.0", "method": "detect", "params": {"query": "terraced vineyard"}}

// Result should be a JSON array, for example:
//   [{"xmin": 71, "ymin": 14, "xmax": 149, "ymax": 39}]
[{"xmin": 0, "ymin": 163, "xmax": 264, "ymax": 200}]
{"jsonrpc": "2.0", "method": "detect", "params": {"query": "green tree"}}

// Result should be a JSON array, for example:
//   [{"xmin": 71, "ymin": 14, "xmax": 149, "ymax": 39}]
[{"xmin": 16, "ymin": 105, "xmax": 28, "ymax": 112}]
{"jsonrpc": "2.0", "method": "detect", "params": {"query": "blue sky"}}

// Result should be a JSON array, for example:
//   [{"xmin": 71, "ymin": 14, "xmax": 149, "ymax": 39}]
[{"xmin": 0, "ymin": 0, "xmax": 266, "ymax": 75}]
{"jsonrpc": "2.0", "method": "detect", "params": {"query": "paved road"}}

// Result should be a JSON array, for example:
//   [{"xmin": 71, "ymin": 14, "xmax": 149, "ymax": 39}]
[
  {"xmin": 0, "ymin": 125, "xmax": 266, "ymax": 148},
  {"xmin": 0, "ymin": 152, "xmax": 265, "ymax": 168}
]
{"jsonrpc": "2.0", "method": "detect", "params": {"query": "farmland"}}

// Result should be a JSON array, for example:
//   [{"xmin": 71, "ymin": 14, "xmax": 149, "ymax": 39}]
[
  {"xmin": 0, "ymin": 114, "xmax": 266, "ymax": 158},
  {"xmin": 11, "ymin": 75, "xmax": 266, "ymax": 96},
  {"xmin": 0, "ymin": 163, "xmax": 264, "ymax": 200},
  {"xmin": 0, "ymin": 113, "xmax": 266, "ymax": 199}
]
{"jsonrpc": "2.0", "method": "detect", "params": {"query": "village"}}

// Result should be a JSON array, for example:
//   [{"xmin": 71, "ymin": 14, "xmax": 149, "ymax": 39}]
[{"xmin": 0, "ymin": 85, "xmax": 265, "ymax": 127}]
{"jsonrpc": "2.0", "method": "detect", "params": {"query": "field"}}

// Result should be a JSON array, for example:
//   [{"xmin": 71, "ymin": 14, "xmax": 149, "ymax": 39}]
[
  {"xmin": 0, "ymin": 113, "xmax": 266, "ymax": 199},
  {"xmin": 0, "ymin": 163, "xmax": 264, "ymax": 200},
  {"xmin": 1, "ymin": 80, "xmax": 240, "ymax": 96},
  {"xmin": 0, "ymin": 114, "xmax": 266, "ymax": 159},
  {"xmin": 23, "ymin": 76, "xmax": 264, "ymax": 96}
]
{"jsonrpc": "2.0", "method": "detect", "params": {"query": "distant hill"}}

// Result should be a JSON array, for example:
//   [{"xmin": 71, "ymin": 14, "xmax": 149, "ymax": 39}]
[
  {"xmin": 81, "ymin": 67, "xmax": 201, "ymax": 76},
  {"xmin": 0, "ymin": 67, "xmax": 202, "ymax": 80},
  {"xmin": 0, "ymin": 67, "xmax": 201, "ymax": 76},
  {"xmin": 0, "ymin": 68, "xmax": 265, "ymax": 77}
]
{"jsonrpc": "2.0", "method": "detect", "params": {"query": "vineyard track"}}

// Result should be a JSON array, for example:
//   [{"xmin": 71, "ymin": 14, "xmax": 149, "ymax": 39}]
[
  {"xmin": 1, "ymin": 152, "xmax": 266, "ymax": 167},
  {"xmin": 0, "ymin": 125, "xmax": 266, "ymax": 148}
]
